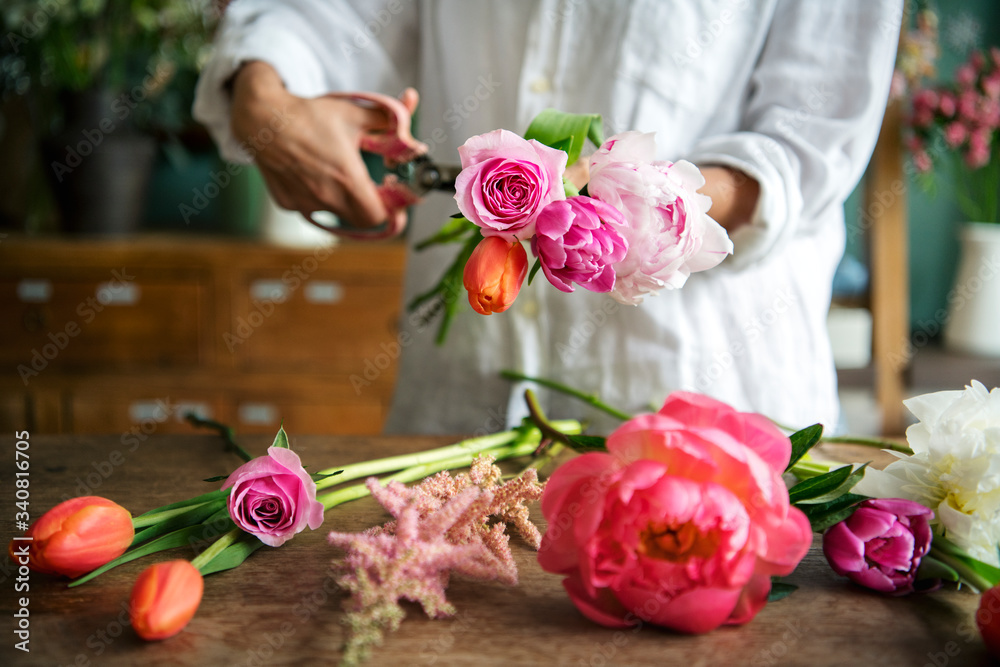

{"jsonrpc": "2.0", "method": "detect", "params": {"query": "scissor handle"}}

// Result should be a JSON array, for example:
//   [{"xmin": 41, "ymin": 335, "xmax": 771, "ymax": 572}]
[{"xmin": 308, "ymin": 91, "xmax": 429, "ymax": 239}]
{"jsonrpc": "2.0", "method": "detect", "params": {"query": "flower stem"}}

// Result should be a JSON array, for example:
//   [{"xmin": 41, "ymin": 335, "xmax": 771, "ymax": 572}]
[
  {"xmin": 788, "ymin": 460, "xmax": 833, "ymax": 480},
  {"xmin": 819, "ymin": 435, "xmax": 913, "ymax": 455},
  {"xmin": 929, "ymin": 544, "xmax": 992, "ymax": 592},
  {"xmin": 500, "ymin": 370, "xmax": 633, "ymax": 421},
  {"xmin": 132, "ymin": 501, "xmax": 215, "ymax": 529},
  {"xmin": 190, "ymin": 528, "xmax": 241, "ymax": 573},
  {"xmin": 312, "ymin": 421, "xmax": 580, "ymax": 492},
  {"xmin": 185, "ymin": 413, "xmax": 253, "ymax": 463},
  {"xmin": 316, "ymin": 440, "xmax": 540, "ymax": 511}
]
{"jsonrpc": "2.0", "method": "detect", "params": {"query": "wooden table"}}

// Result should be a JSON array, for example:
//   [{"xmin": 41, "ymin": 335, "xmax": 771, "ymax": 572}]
[{"xmin": 0, "ymin": 435, "xmax": 993, "ymax": 666}]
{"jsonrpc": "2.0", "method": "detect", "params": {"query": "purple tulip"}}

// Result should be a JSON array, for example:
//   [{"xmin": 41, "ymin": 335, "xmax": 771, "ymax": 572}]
[
  {"xmin": 531, "ymin": 196, "xmax": 629, "ymax": 293},
  {"xmin": 823, "ymin": 498, "xmax": 934, "ymax": 595}
]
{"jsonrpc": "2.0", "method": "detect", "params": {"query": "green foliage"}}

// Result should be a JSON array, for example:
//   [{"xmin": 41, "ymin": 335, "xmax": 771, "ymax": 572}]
[
  {"xmin": 786, "ymin": 424, "xmax": 823, "ymax": 471},
  {"xmin": 523, "ymin": 110, "xmax": 604, "ymax": 166}
]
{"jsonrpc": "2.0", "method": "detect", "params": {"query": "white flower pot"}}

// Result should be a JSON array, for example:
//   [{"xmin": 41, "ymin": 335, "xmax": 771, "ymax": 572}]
[{"xmin": 943, "ymin": 222, "xmax": 1000, "ymax": 357}]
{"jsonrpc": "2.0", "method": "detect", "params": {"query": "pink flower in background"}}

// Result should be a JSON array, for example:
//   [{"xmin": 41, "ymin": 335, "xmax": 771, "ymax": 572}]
[
  {"xmin": 966, "ymin": 129, "xmax": 993, "ymax": 168},
  {"xmin": 223, "ymin": 446, "xmax": 324, "ymax": 547},
  {"xmin": 957, "ymin": 64, "xmax": 978, "ymax": 88},
  {"xmin": 531, "ymin": 196, "xmax": 629, "ymax": 293},
  {"xmin": 823, "ymin": 498, "xmax": 934, "ymax": 595},
  {"xmin": 984, "ymin": 73, "xmax": 1000, "ymax": 102},
  {"xmin": 944, "ymin": 121, "xmax": 968, "ymax": 148},
  {"xmin": 455, "ymin": 129, "xmax": 567, "ymax": 241},
  {"xmin": 939, "ymin": 92, "xmax": 957, "ymax": 118},
  {"xmin": 913, "ymin": 151, "xmax": 933, "ymax": 173},
  {"xmin": 587, "ymin": 132, "xmax": 733, "ymax": 305},
  {"xmin": 538, "ymin": 392, "xmax": 811, "ymax": 634},
  {"xmin": 911, "ymin": 89, "xmax": 939, "ymax": 127},
  {"xmin": 958, "ymin": 90, "xmax": 979, "ymax": 122}
]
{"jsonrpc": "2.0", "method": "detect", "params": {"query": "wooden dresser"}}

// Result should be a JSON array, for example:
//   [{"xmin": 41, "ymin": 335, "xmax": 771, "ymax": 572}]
[{"xmin": 0, "ymin": 236, "xmax": 407, "ymax": 435}]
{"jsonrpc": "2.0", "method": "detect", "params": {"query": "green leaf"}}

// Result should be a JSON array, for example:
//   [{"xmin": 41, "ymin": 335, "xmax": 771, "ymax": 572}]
[
  {"xmin": 798, "ymin": 493, "xmax": 867, "ymax": 520},
  {"xmin": 203, "ymin": 475, "xmax": 228, "ymax": 483},
  {"xmin": 793, "ymin": 464, "xmax": 869, "ymax": 505},
  {"xmin": 786, "ymin": 424, "xmax": 823, "ymax": 471},
  {"xmin": 198, "ymin": 533, "xmax": 267, "ymax": 576},
  {"xmin": 134, "ymin": 488, "xmax": 229, "ymax": 519},
  {"xmin": 563, "ymin": 177, "xmax": 580, "ymax": 198},
  {"xmin": 528, "ymin": 258, "xmax": 542, "ymax": 286},
  {"xmin": 311, "ymin": 470, "xmax": 343, "ymax": 481},
  {"xmin": 271, "ymin": 425, "xmax": 289, "ymax": 449},
  {"xmin": 415, "ymin": 215, "xmax": 478, "ymax": 251},
  {"xmin": 916, "ymin": 555, "xmax": 961, "ymax": 583},
  {"xmin": 69, "ymin": 520, "xmax": 234, "ymax": 587},
  {"xmin": 767, "ymin": 581, "xmax": 798, "ymax": 602},
  {"xmin": 565, "ymin": 434, "xmax": 608, "ymax": 453},
  {"xmin": 806, "ymin": 506, "xmax": 861, "ymax": 533},
  {"xmin": 524, "ymin": 109, "xmax": 604, "ymax": 166},
  {"xmin": 132, "ymin": 499, "xmax": 227, "ymax": 547},
  {"xmin": 787, "ymin": 465, "xmax": 853, "ymax": 504}
]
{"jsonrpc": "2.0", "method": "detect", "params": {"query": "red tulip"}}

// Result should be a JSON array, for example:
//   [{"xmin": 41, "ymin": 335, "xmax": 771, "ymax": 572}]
[
  {"xmin": 10, "ymin": 496, "xmax": 133, "ymax": 578},
  {"xmin": 130, "ymin": 560, "xmax": 204, "ymax": 640},
  {"xmin": 463, "ymin": 236, "xmax": 528, "ymax": 315}
]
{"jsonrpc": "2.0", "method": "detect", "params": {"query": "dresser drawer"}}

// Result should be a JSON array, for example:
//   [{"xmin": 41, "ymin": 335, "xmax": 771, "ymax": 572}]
[
  {"xmin": 1, "ymin": 274, "xmax": 203, "ymax": 372},
  {"xmin": 233, "ymin": 396, "xmax": 385, "ymax": 435},
  {"xmin": 68, "ymin": 391, "xmax": 227, "ymax": 435}
]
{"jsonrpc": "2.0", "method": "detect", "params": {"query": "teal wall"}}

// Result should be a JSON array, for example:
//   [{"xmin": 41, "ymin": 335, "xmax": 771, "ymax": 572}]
[{"xmin": 845, "ymin": 1, "xmax": 1000, "ymax": 332}]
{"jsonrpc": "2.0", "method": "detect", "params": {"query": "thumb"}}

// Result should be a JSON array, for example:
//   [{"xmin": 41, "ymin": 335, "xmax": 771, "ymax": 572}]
[{"xmin": 398, "ymin": 87, "xmax": 420, "ymax": 115}]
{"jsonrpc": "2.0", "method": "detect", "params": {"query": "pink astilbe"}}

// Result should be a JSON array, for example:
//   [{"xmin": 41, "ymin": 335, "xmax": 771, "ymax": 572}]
[{"xmin": 329, "ymin": 458, "xmax": 545, "ymax": 666}]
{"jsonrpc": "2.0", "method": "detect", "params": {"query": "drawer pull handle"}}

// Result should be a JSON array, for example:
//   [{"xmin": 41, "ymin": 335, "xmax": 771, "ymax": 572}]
[
  {"xmin": 96, "ymin": 282, "xmax": 140, "ymax": 306},
  {"xmin": 17, "ymin": 279, "xmax": 53, "ymax": 303},
  {"xmin": 249, "ymin": 280, "xmax": 289, "ymax": 303},
  {"xmin": 239, "ymin": 403, "xmax": 277, "ymax": 425},
  {"xmin": 305, "ymin": 281, "xmax": 344, "ymax": 304}
]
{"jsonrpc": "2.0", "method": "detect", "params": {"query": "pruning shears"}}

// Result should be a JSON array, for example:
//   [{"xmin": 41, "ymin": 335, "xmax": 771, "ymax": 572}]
[{"xmin": 303, "ymin": 91, "xmax": 461, "ymax": 240}]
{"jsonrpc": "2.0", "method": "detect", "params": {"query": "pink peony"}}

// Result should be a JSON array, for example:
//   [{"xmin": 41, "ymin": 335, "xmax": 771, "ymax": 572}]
[
  {"xmin": 538, "ymin": 392, "xmax": 811, "ymax": 634},
  {"xmin": 587, "ymin": 132, "xmax": 733, "ymax": 305},
  {"xmin": 531, "ymin": 196, "xmax": 629, "ymax": 293},
  {"xmin": 454, "ymin": 129, "xmax": 567, "ymax": 241},
  {"xmin": 222, "ymin": 446, "xmax": 324, "ymax": 547},
  {"xmin": 822, "ymin": 498, "xmax": 933, "ymax": 595}
]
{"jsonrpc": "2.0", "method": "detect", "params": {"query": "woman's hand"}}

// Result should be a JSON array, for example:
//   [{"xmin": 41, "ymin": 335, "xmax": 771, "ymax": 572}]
[{"xmin": 230, "ymin": 61, "xmax": 418, "ymax": 227}]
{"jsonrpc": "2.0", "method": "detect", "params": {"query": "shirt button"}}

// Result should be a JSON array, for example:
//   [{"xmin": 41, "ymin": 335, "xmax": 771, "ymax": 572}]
[{"xmin": 529, "ymin": 77, "xmax": 552, "ymax": 94}]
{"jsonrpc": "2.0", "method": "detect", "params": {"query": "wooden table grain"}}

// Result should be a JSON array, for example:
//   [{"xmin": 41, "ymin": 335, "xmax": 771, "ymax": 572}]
[{"xmin": 0, "ymin": 435, "xmax": 993, "ymax": 666}]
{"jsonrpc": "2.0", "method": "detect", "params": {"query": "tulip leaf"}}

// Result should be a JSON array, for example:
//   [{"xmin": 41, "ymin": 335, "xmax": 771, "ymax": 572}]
[
  {"xmin": 786, "ymin": 424, "xmax": 823, "ymax": 472},
  {"xmin": 198, "ymin": 533, "xmax": 266, "ymax": 576},
  {"xmin": 562, "ymin": 177, "xmax": 580, "ymax": 198},
  {"xmin": 203, "ymin": 475, "xmax": 228, "ymax": 482},
  {"xmin": 133, "ymin": 488, "xmax": 229, "ymax": 519},
  {"xmin": 69, "ymin": 520, "xmax": 234, "ymax": 587},
  {"xmin": 527, "ymin": 258, "xmax": 542, "ymax": 286},
  {"xmin": 565, "ymin": 434, "xmax": 608, "ymax": 453},
  {"xmin": 272, "ymin": 425, "xmax": 290, "ymax": 449},
  {"xmin": 793, "ymin": 464, "xmax": 869, "ymax": 505},
  {"xmin": 408, "ymin": 231, "xmax": 481, "ymax": 345},
  {"xmin": 311, "ymin": 470, "xmax": 343, "ymax": 481},
  {"xmin": 524, "ymin": 109, "xmax": 604, "ymax": 166},
  {"xmin": 132, "ymin": 499, "xmax": 227, "ymax": 547},
  {"xmin": 767, "ymin": 580, "xmax": 798, "ymax": 602},
  {"xmin": 798, "ymin": 492, "xmax": 867, "ymax": 520},
  {"xmin": 787, "ymin": 465, "xmax": 853, "ymax": 504},
  {"xmin": 805, "ymin": 506, "xmax": 863, "ymax": 534}
]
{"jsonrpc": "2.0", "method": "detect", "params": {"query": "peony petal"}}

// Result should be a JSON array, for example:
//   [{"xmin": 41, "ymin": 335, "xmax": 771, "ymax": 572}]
[
  {"xmin": 616, "ymin": 583, "xmax": 742, "ymax": 634},
  {"xmin": 846, "ymin": 507, "xmax": 896, "ymax": 542},
  {"xmin": 823, "ymin": 522, "xmax": 866, "ymax": 575}
]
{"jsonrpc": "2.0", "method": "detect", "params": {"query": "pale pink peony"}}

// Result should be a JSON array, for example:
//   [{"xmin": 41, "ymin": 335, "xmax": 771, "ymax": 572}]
[
  {"xmin": 531, "ymin": 196, "xmax": 629, "ymax": 293},
  {"xmin": 454, "ymin": 129, "xmax": 567, "ymax": 241},
  {"xmin": 223, "ymin": 446, "xmax": 324, "ymax": 547},
  {"xmin": 587, "ymin": 132, "xmax": 733, "ymax": 305},
  {"xmin": 538, "ymin": 392, "xmax": 811, "ymax": 634}
]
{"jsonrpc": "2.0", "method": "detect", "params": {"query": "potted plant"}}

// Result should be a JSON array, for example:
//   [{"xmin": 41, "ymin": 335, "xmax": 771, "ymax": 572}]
[
  {"xmin": 1, "ymin": 1, "xmax": 217, "ymax": 234},
  {"xmin": 907, "ymin": 46, "xmax": 1000, "ymax": 356}
]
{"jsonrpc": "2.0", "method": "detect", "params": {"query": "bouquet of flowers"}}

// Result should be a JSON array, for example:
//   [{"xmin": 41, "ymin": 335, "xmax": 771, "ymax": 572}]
[
  {"xmin": 907, "ymin": 47, "xmax": 1000, "ymax": 223},
  {"xmin": 411, "ymin": 110, "xmax": 733, "ymax": 342}
]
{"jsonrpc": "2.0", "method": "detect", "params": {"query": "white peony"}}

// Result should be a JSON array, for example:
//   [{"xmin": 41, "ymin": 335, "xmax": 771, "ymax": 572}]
[{"xmin": 856, "ymin": 381, "xmax": 1000, "ymax": 566}]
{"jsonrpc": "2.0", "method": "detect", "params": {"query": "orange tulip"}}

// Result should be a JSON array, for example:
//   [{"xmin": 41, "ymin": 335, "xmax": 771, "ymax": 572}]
[
  {"xmin": 130, "ymin": 560, "xmax": 204, "ymax": 640},
  {"xmin": 463, "ymin": 236, "xmax": 528, "ymax": 315},
  {"xmin": 10, "ymin": 496, "xmax": 134, "ymax": 578}
]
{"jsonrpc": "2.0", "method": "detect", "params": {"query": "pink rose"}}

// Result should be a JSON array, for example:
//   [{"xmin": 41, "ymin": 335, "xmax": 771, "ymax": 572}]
[
  {"xmin": 823, "ymin": 498, "xmax": 933, "ymax": 595},
  {"xmin": 944, "ymin": 121, "xmax": 969, "ymax": 148},
  {"xmin": 455, "ymin": 129, "xmax": 567, "ymax": 241},
  {"xmin": 538, "ymin": 392, "xmax": 811, "ymax": 634},
  {"xmin": 587, "ymin": 132, "xmax": 733, "ymax": 305},
  {"xmin": 223, "ymin": 446, "xmax": 324, "ymax": 547},
  {"xmin": 531, "ymin": 196, "xmax": 629, "ymax": 293}
]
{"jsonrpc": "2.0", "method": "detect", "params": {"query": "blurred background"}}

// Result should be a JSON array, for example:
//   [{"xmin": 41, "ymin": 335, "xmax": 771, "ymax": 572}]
[{"xmin": 0, "ymin": 0, "xmax": 998, "ymax": 438}]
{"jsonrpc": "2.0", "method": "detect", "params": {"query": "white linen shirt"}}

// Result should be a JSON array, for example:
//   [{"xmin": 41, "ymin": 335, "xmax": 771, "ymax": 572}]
[{"xmin": 194, "ymin": 0, "xmax": 901, "ymax": 434}]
